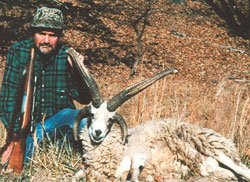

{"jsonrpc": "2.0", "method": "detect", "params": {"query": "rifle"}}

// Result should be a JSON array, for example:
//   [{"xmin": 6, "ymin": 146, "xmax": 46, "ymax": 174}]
[{"xmin": 0, "ymin": 48, "xmax": 36, "ymax": 173}]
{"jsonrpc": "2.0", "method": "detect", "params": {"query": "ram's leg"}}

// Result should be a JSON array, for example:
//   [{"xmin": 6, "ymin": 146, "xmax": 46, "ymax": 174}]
[
  {"xmin": 216, "ymin": 153, "xmax": 250, "ymax": 181},
  {"xmin": 129, "ymin": 153, "xmax": 148, "ymax": 182},
  {"xmin": 72, "ymin": 169, "xmax": 85, "ymax": 182},
  {"xmin": 200, "ymin": 156, "xmax": 236, "ymax": 180},
  {"xmin": 115, "ymin": 155, "xmax": 132, "ymax": 179}
]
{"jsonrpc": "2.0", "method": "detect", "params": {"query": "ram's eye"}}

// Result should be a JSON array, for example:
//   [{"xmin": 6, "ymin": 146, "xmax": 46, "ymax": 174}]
[
  {"xmin": 87, "ymin": 115, "xmax": 94, "ymax": 128},
  {"xmin": 107, "ymin": 120, "xmax": 113, "ymax": 130},
  {"xmin": 89, "ymin": 114, "xmax": 94, "ymax": 119}
]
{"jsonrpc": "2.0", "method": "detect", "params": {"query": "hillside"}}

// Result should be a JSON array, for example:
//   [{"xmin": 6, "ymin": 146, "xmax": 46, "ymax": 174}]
[{"xmin": 0, "ymin": 0, "xmax": 249, "ymax": 181}]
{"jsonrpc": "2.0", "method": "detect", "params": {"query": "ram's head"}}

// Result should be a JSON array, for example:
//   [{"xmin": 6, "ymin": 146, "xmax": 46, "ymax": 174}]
[{"xmin": 67, "ymin": 48, "xmax": 177, "ymax": 145}]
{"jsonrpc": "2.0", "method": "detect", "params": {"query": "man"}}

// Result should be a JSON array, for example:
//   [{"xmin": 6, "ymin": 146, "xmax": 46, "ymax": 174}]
[{"xmin": 0, "ymin": 7, "xmax": 90, "ymax": 161}]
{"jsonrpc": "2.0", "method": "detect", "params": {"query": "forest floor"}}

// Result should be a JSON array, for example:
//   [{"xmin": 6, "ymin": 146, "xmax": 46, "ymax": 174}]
[{"xmin": 0, "ymin": 0, "xmax": 249, "ymax": 181}]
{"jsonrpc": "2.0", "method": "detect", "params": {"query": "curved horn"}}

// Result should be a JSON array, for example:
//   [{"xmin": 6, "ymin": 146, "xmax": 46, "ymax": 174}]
[
  {"xmin": 112, "ymin": 113, "xmax": 128, "ymax": 145},
  {"xmin": 107, "ymin": 67, "xmax": 178, "ymax": 112},
  {"xmin": 67, "ymin": 48, "xmax": 102, "ymax": 108},
  {"xmin": 73, "ymin": 106, "xmax": 92, "ymax": 141}
]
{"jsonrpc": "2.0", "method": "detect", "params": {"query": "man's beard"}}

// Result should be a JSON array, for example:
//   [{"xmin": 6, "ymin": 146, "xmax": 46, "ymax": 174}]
[{"xmin": 38, "ymin": 43, "xmax": 55, "ymax": 55}]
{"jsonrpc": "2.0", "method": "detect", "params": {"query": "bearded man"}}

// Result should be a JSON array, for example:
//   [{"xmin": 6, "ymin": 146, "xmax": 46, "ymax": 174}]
[{"xmin": 0, "ymin": 7, "xmax": 90, "ymax": 161}]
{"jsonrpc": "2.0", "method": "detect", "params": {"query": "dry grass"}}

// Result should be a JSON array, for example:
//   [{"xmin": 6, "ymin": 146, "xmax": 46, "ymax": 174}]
[{"xmin": 0, "ymin": 123, "xmax": 83, "ymax": 181}]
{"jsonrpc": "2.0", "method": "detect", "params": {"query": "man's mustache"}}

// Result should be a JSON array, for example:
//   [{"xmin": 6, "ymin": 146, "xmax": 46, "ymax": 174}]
[{"xmin": 39, "ymin": 43, "xmax": 53, "ymax": 48}]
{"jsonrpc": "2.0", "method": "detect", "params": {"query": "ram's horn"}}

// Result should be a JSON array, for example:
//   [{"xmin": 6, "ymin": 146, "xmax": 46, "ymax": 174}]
[
  {"xmin": 112, "ymin": 113, "xmax": 128, "ymax": 145},
  {"xmin": 73, "ymin": 106, "xmax": 92, "ymax": 141},
  {"xmin": 107, "ymin": 67, "xmax": 178, "ymax": 112},
  {"xmin": 67, "ymin": 48, "xmax": 102, "ymax": 108}
]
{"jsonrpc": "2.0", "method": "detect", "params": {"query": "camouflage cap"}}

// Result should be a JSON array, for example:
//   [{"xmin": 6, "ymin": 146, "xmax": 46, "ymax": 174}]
[{"xmin": 31, "ymin": 7, "xmax": 64, "ymax": 29}]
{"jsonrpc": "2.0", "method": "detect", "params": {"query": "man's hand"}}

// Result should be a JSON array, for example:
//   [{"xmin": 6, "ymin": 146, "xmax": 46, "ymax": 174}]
[
  {"xmin": 1, "ymin": 140, "xmax": 14, "ymax": 166},
  {"xmin": 67, "ymin": 48, "xmax": 85, "ymax": 68}
]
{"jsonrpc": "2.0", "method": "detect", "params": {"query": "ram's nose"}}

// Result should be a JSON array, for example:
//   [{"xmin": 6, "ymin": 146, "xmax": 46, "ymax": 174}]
[{"xmin": 95, "ymin": 129, "xmax": 102, "ymax": 137}]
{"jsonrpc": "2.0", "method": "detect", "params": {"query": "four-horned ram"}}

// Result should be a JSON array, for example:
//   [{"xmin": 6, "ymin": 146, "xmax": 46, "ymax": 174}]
[{"xmin": 67, "ymin": 48, "xmax": 177, "ymax": 145}]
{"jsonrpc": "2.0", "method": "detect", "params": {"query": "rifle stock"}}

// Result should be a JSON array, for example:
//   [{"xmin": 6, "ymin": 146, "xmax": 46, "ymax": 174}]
[
  {"xmin": 3, "ymin": 135, "xmax": 26, "ymax": 173},
  {"xmin": 1, "ymin": 48, "xmax": 35, "ymax": 173}
]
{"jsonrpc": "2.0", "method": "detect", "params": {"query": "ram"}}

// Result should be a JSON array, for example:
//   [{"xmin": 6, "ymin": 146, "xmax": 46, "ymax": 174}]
[{"xmin": 67, "ymin": 48, "xmax": 250, "ymax": 182}]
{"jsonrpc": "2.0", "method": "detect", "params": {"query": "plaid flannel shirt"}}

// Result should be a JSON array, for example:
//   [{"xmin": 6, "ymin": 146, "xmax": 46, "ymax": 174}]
[{"xmin": 0, "ymin": 40, "xmax": 90, "ymax": 131}]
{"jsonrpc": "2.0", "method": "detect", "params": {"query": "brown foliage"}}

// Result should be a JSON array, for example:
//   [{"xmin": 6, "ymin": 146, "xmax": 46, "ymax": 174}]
[{"xmin": 0, "ymin": 0, "xmax": 249, "ymax": 180}]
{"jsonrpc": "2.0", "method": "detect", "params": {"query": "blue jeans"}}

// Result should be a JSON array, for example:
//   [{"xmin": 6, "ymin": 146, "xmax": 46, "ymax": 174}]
[{"xmin": 24, "ymin": 108, "xmax": 86, "ymax": 161}]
